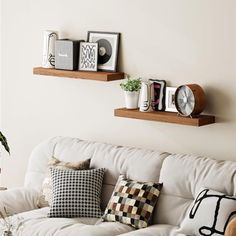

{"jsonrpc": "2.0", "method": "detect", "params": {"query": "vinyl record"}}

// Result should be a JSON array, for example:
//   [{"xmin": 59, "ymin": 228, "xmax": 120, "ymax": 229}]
[{"xmin": 97, "ymin": 39, "xmax": 112, "ymax": 64}]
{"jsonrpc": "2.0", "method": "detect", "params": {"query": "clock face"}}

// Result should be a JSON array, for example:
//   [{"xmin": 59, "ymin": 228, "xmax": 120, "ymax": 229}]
[{"xmin": 176, "ymin": 86, "xmax": 195, "ymax": 116}]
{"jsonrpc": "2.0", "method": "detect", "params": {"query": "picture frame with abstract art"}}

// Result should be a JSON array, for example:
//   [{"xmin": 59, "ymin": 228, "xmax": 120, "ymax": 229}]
[
  {"xmin": 165, "ymin": 87, "xmax": 178, "ymax": 112},
  {"xmin": 79, "ymin": 42, "xmax": 98, "ymax": 71},
  {"xmin": 87, "ymin": 31, "xmax": 120, "ymax": 72}
]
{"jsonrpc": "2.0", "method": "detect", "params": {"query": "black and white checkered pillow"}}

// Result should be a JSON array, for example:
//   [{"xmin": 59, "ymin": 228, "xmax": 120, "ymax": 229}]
[{"xmin": 48, "ymin": 167, "xmax": 105, "ymax": 218}]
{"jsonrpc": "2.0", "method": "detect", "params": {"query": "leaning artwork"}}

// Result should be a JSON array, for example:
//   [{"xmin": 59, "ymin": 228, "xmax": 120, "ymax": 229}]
[{"xmin": 79, "ymin": 42, "xmax": 98, "ymax": 71}]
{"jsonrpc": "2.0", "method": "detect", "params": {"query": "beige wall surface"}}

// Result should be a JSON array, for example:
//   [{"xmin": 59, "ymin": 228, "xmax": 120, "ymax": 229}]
[{"xmin": 1, "ymin": 0, "xmax": 236, "ymax": 187}]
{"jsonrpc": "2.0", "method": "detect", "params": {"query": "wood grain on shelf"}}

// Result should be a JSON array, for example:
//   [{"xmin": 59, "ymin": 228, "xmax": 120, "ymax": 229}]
[
  {"xmin": 114, "ymin": 108, "xmax": 215, "ymax": 127},
  {"xmin": 33, "ymin": 67, "xmax": 124, "ymax": 81}
]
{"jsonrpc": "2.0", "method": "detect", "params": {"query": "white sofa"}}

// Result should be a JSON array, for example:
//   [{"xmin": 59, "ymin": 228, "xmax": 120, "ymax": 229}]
[{"xmin": 0, "ymin": 136, "xmax": 236, "ymax": 236}]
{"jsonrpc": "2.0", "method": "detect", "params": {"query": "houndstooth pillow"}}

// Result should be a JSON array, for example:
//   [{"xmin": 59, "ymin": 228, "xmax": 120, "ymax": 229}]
[
  {"xmin": 48, "ymin": 167, "xmax": 105, "ymax": 218},
  {"xmin": 103, "ymin": 175, "xmax": 163, "ymax": 229}
]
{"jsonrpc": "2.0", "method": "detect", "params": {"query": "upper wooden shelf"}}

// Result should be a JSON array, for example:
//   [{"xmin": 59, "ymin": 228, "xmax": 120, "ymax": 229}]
[
  {"xmin": 114, "ymin": 108, "xmax": 215, "ymax": 127},
  {"xmin": 33, "ymin": 67, "xmax": 124, "ymax": 82}
]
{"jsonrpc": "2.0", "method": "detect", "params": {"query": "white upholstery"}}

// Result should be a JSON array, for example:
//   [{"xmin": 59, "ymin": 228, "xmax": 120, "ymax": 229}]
[
  {"xmin": 0, "ymin": 187, "xmax": 39, "ymax": 215},
  {"xmin": 155, "ymin": 154, "xmax": 236, "ymax": 227},
  {"xmin": 118, "ymin": 224, "xmax": 182, "ymax": 236},
  {"xmin": 0, "ymin": 136, "xmax": 235, "ymax": 236},
  {"xmin": 16, "ymin": 208, "xmax": 134, "ymax": 236},
  {"xmin": 24, "ymin": 136, "xmax": 169, "ymax": 210}
]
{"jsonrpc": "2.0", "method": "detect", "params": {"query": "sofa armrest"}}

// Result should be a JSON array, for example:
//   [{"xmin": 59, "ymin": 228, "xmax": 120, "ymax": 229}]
[
  {"xmin": 0, "ymin": 187, "xmax": 39, "ymax": 215},
  {"xmin": 225, "ymin": 218, "xmax": 236, "ymax": 236}
]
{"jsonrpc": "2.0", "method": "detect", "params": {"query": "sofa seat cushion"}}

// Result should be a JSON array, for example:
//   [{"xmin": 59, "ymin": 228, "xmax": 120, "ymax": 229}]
[
  {"xmin": 16, "ymin": 208, "xmax": 134, "ymax": 236},
  {"xmin": 118, "ymin": 224, "xmax": 184, "ymax": 236}
]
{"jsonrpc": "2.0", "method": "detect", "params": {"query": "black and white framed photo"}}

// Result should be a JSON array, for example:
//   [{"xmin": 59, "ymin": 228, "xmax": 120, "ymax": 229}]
[
  {"xmin": 79, "ymin": 42, "xmax": 98, "ymax": 71},
  {"xmin": 149, "ymin": 79, "xmax": 166, "ymax": 111},
  {"xmin": 87, "ymin": 31, "xmax": 120, "ymax": 72},
  {"xmin": 165, "ymin": 87, "xmax": 178, "ymax": 112}
]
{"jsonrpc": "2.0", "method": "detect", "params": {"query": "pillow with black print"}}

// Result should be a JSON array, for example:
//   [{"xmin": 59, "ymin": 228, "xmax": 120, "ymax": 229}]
[
  {"xmin": 48, "ymin": 167, "xmax": 105, "ymax": 218},
  {"xmin": 180, "ymin": 187, "xmax": 236, "ymax": 236}
]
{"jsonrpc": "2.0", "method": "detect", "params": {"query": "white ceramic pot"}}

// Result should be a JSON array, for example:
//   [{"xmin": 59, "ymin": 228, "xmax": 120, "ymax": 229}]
[{"xmin": 124, "ymin": 91, "xmax": 140, "ymax": 109}]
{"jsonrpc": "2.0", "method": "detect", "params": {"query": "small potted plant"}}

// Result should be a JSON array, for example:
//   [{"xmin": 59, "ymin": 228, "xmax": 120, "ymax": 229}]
[{"xmin": 120, "ymin": 74, "xmax": 141, "ymax": 109}]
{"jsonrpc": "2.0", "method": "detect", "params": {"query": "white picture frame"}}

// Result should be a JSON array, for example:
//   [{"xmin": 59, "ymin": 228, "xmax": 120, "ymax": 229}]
[
  {"xmin": 165, "ymin": 87, "xmax": 178, "ymax": 112},
  {"xmin": 79, "ymin": 42, "xmax": 98, "ymax": 72}
]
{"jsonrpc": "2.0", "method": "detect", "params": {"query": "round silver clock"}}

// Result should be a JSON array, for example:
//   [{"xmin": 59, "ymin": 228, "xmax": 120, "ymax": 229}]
[{"xmin": 175, "ymin": 84, "xmax": 206, "ymax": 117}]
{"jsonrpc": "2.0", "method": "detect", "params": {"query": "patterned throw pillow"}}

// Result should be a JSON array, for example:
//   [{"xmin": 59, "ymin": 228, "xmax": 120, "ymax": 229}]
[
  {"xmin": 37, "ymin": 157, "xmax": 90, "ymax": 208},
  {"xmin": 48, "ymin": 167, "xmax": 106, "ymax": 218},
  {"xmin": 102, "ymin": 175, "xmax": 163, "ymax": 229},
  {"xmin": 179, "ymin": 188, "xmax": 236, "ymax": 236}
]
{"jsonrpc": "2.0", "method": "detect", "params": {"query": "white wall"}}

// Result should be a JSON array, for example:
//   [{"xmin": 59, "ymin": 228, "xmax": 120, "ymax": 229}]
[{"xmin": 1, "ymin": 0, "xmax": 236, "ymax": 187}]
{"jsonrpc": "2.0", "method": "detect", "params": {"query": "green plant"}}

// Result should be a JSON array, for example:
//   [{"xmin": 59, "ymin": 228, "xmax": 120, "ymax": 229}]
[
  {"xmin": 0, "ymin": 131, "xmax": 10, "ymax": 154},
  {"xmin": 120, "ymin": 74, "xmax": 142, "ymax": 92}
]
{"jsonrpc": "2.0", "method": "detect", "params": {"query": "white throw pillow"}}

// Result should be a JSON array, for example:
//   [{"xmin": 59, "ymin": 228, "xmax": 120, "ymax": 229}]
[{"xmin": 180, "ymin": 188, "xmax": 236, "ymax": 236}]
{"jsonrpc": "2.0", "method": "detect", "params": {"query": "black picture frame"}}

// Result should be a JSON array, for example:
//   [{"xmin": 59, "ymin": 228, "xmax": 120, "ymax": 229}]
[
  {"xmin": 87, "ymin": 31, "xmax": 120, "ymax": 72},
  {"xmin": 149, "ymin": 79, "xmax": 166, "ymax": 111}
]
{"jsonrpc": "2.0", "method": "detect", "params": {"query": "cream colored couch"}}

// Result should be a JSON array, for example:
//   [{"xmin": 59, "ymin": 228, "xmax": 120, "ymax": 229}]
[{"xmin": 0, "ymin": 136, "xmax": 235, "ymax": 236}]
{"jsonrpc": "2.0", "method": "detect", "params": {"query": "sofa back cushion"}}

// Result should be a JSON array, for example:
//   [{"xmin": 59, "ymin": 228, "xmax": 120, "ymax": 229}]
[
  {"xmin": 24, "ymin": 137, "xmax": 169, "ymax": 211},
  {"xmin": 155, "ymin": 154, "xmax": 236, "ymax": 226}
]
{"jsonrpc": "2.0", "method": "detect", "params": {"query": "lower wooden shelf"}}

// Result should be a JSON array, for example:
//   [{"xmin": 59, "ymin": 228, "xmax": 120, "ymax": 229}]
[{"xmin": 114, "ymin": 108, "xmax": 215, "ymax": 127}]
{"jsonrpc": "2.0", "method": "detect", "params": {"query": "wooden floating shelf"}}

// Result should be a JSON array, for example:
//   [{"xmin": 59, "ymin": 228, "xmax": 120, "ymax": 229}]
[
  {"xmin": 33, "ymin": 67, "xmax": 124, "ymax": 82},
  {"xmin": 114, "ymin": 108, "xmax": 215, "ymax": 127}
]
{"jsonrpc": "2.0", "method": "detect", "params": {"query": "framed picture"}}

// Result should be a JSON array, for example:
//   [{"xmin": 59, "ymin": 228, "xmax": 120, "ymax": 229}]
[
  {"xmin": 165, "ymin": 87, "xmax": 178, "ymax": 112},
  {"xmin": 79, "ymin": 42, "xmax": 98, "ymax": 71},
  {"xmin": 87, "ymin": 31, "xmax": 120, "ymax": 72},
  {"xmin": 149, "ymin": 79, "xmax": 166, "ymax": 111}
]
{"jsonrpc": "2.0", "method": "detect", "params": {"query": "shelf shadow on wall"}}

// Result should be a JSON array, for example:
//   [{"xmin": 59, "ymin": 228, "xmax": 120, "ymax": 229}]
[{"xmin": 204, "ymin": 85, "xmax": 232, "ymax": 123}]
